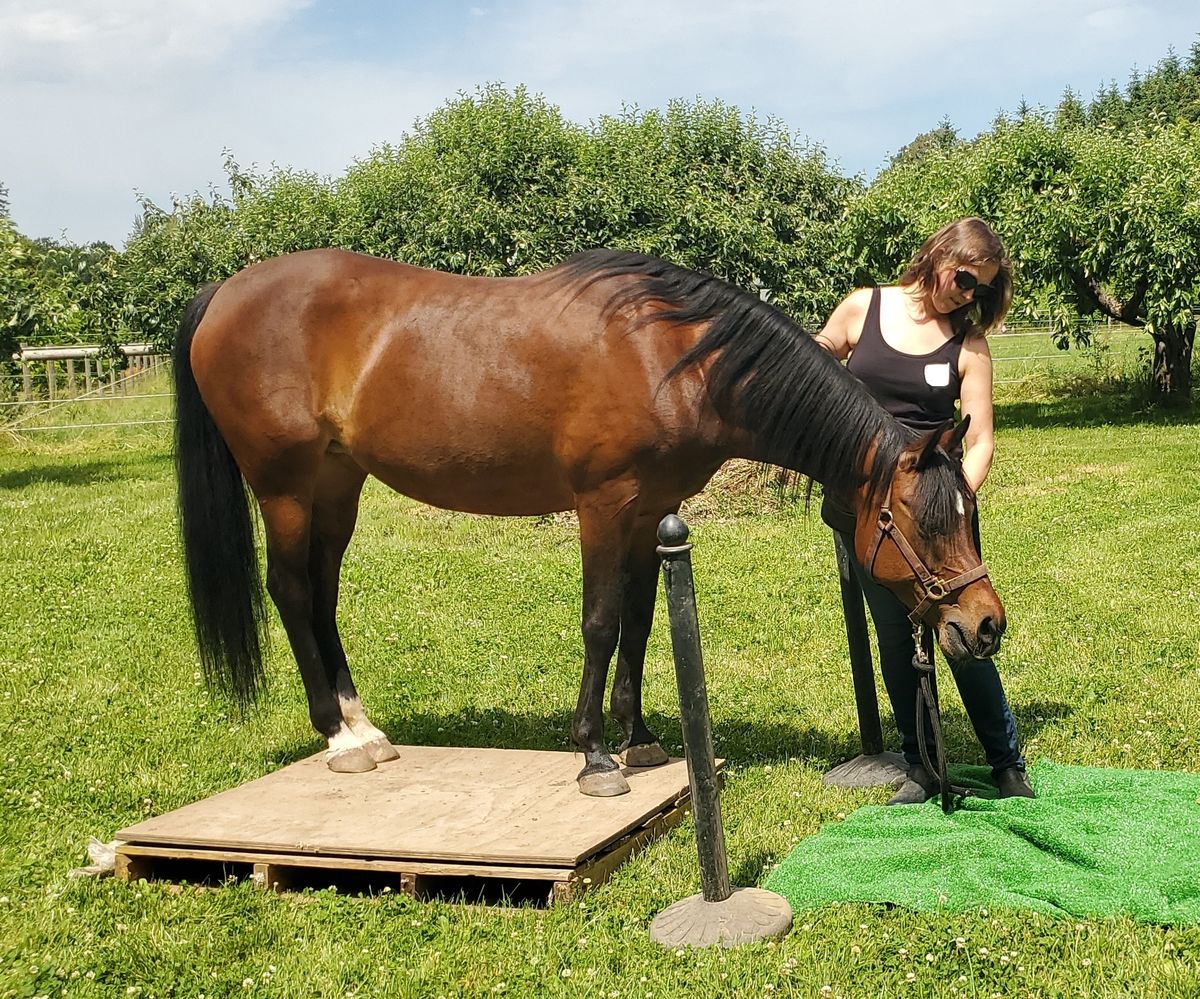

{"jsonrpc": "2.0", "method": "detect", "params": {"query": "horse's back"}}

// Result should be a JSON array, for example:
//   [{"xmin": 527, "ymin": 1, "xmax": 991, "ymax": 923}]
[{"xmin": 189, "ymin": 250, "xmax": 714, "ymax": 515}]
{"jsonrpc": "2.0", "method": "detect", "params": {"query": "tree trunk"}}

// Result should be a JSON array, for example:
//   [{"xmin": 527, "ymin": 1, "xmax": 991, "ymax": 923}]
[{"xmin": 1150, "ymin": 323, "xmax": 1195, "ymax": 405}]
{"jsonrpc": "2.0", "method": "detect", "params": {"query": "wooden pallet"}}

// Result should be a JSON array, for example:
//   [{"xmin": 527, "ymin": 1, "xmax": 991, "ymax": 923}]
[{"xmin": 116, "ymin": 745, "xmax": 711, "ymax": 904}]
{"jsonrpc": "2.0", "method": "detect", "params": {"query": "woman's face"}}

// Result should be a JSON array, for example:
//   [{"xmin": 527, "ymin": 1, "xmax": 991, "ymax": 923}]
[{"xmin": 930, "ymin": 259, "xmax": 1000, "ymax": 316}]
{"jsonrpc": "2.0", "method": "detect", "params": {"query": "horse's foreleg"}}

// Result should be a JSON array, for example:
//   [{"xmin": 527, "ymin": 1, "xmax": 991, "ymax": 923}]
[
  {"xmin": 574, "ymin": 489, "xmax": 638, "ymax": 797},
  {"xmin": 260, "ymin": 493, "xmax": 376, "ymax": 774},
  {"xmin": 309, "ymin": 457, "xmax": 398, "ymax": 765},
  {"xmin": 611, "ymin": 517, "xmax": 670, "ymax": 768}
]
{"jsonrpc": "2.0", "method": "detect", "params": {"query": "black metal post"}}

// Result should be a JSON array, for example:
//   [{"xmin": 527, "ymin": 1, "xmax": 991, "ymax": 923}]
[
  {"xmin": 656, "ymin": 514, "xmax": 731, "ymax": 903},
  {"xmin": 822, "ymin": 533, "xmax": 906, "ymax": 788},
  {"xmin": 649, "ymin": 514, "xmax": 792, "ymax": 948},
  {"xmin": 834, "ymin": 533, "xmax": 884, "ymax": 756}
]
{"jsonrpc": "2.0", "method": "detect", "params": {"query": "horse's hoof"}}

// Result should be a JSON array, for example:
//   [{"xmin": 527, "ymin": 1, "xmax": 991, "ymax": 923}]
[
  {"xmin": 578, "ymin": 770, "xmax": 631, "ymax": 797},
  {"xmin": 326, "ymin": 747, "xmax": 377, "ymax": 773},
  {"xmin": 623, "ymin": 742, "xmax": 669, "ymax": 768},
  {"xmin": 363, "ymin": 737, "xmax": 400, "ymax": 763}
]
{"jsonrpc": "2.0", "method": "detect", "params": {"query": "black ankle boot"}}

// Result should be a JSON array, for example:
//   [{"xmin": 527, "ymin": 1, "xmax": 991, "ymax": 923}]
[
  {"xmin": 887, "ymin": 764, "xmax": 938, "ymax": 805},
  {"xmin": 996, "ymin": 766, "xmax": 1035, "ymax": 799}
]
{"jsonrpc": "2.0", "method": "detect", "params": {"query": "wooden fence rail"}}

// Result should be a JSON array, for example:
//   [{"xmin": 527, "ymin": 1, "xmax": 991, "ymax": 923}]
[{"xmin": 6, "ymin": 344, "xmax": 166, "ymax": 404}]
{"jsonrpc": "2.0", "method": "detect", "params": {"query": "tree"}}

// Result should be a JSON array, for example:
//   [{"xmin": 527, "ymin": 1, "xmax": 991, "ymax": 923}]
[
  {"xmin": 1055, "ymin": 88, "xmax": 1087, "ymax": 131},
  {"xmin": 0, "ymin": 216, "xmax": 34, "ymax": 360},
  {"xmin": 122, "ymin": 155, "xmax": 340, "ymax": 350},
  {"xmin": 337, "ymin": 84, "xmax": 589, "ymax": 274},
  {"xmin": 889, "ymin": 117, "xmax": 960, "ymax": 169},
  {"xmin": 135, "ymin": 86, "xmax": 858, "ymax": 335},
  {"xmin": 849, "ymin": 114, "xmax": 1200, "ymax": 402},
  {"xmin": 1089, "ymin": 42, "xmax": 1200, "ymax": 128},
  {"xmin": 575, "ymin": 100, "xmax": 858, "ymax": 324}
]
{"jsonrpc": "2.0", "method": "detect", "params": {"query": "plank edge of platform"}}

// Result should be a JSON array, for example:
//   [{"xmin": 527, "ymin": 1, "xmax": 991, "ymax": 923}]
[{"xmin": 114, "ymin": 793, "xmax": 692, "ymax": 892}]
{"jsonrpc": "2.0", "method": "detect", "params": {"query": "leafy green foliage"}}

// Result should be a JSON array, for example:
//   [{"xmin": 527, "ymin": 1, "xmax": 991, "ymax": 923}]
[
  {"xmin": 114, "ymin": 87, "xmax": 859, "ymax": 342},
  {"xmin": 0, "ymin": 227, "xmax": 124, "ymax": 363},
  {"xmin": 338, "ymin": 84, "xmax": 589, "ymax": 273},
  {"xmin": 888, "ymin": 116, "xmax": 961, "ymax": 170},
  {"xmin": 6, "ymin": 52, "xmax": 1200, "ymax": 399},
  {"xmin": 577, "ymin": 101, "xmax": 858, "ymax": 324},
  {"xmin": 845, "ymin": 110, "xmax": 1200, "ymax": 401},
  {"xmin": 336, "ymin": 88, "xmax": 856, "ymax": 323},
  {"xmin": 0, "ymin": 218, "xmax": 35, "ymax": 359},
  {"xmin": 1088, "ymin": 42, "xmax": 1200, "ymax": 130},
  {"xmin": 121, "ymin": 154, "xmax": 343, "ymax": 350}
]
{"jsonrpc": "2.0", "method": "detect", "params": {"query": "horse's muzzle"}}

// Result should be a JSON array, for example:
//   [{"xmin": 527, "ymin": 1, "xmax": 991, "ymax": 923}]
[{"xmin": 938, "ymin": 610, "xmax": 1006, "ymax": 664}]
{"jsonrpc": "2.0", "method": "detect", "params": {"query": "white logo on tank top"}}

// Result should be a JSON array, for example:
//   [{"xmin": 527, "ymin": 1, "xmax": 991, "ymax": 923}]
[{"xmin": 924, "ymin": 363, "xmax": 951, "ymax": 387}]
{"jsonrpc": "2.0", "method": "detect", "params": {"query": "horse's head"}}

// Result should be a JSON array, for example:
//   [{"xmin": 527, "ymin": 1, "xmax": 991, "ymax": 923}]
[{"xmin": 853, "ymin": 417, "xmax": 1006, "ymax": 665}]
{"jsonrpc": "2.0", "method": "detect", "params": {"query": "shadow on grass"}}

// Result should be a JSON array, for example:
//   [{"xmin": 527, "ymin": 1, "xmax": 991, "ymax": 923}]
[
  {"xmin": 995, "ymin": 383, "xmax": 1199, "ymax": 430},
  {"xmin": 0, "ymin": 451, "xmax": 170, "ymax": 489},
  {"xmin": 265, "ymin": 708, "xmax": 863, "ymax": 772},
  {"xmin": 261, "ymin": 699, "xmax": 1074, "ymax": 775}
]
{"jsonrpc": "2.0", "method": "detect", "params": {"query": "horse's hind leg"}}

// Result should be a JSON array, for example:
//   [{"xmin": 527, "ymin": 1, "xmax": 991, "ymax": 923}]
[
  {"xmin": 309, "ymin": 454, "xmax": 398, "ymax": 765},
  {"xmin": 611, "ymin": 516, "xmax": 670, "ymax": 768},
  {"xmin": 573, "ymin": 487, "xmax": 640, "ymax": 797},
  {"xmin": 258, "ymin": 483, "xmax": 375, "ymax": 774}
]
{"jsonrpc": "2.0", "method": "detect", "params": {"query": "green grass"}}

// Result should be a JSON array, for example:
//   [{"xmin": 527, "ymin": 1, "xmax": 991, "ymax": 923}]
[
  {"xmin": 989, "ymin": 325, "xmax": 1146, "ymax": 391},
  {"xmin": 1, "ymin": 383, "xmax": 1199, "ymax": 997}
]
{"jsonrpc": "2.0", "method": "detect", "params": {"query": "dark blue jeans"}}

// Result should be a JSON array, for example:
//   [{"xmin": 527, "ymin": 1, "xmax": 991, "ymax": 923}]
[{"xmin": 837, "ymin": 530, "xmax": 1025, "ymax": 776}]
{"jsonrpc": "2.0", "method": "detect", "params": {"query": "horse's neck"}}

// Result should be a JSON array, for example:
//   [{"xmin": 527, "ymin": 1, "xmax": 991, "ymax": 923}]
[{"xmin": 739, "ymin": 415, "xmax": 887, "ymax": 492}]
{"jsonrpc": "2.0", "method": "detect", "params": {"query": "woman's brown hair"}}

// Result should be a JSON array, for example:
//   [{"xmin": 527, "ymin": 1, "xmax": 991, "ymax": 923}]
[{"xmin": 899, "ymin": 217, "xmax": 1013, "ymax": 336}]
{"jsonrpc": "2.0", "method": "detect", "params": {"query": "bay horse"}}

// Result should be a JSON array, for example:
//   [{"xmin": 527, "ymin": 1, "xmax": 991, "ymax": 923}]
[{"xmin": 173, "ymin": 248, "xmax": 1005, "ymax": 796}]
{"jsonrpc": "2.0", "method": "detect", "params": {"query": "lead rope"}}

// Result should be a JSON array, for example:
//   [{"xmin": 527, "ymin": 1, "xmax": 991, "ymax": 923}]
[{"xmin": 912, "ymin": 623, "xmax": 969, "ymax": 813}]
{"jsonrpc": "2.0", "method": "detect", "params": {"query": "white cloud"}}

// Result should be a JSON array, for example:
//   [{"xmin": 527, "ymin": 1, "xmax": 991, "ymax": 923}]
[
  {"xmin": 1, "ymin": 0, "xmax": 1196, "ymax": 244},
  {"xmin": 0, "ymin": 0, "xmax": 310, "ymax": 77}
]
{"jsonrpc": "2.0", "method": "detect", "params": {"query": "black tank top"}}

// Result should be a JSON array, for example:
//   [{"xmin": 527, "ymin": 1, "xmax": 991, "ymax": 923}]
[{"xmin": 846, "ymin": 287, "xmax": 966, "ymax": 433}]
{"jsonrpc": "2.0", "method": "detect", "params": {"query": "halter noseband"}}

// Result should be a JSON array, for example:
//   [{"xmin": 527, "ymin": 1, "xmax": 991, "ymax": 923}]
[{"xmin": 865, "ymin": 483, "xmax": 991, "ymax": 625}]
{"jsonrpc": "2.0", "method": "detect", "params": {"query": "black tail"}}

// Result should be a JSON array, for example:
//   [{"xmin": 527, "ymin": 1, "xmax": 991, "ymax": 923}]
[{"xmin": 173, "ymin": 283, "xmax": 267, "ymax": 705}]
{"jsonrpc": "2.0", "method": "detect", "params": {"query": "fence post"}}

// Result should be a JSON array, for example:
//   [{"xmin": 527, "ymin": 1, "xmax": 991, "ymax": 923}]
[
  {"xmin": 822, "ymin": 533, "xmax": 906, "ymax": 788},
  {"xmin": 21, "ymin": 362, "xmax": 31, "ymax": 402},
  {"xmin": 67, "ymin": 358, "xmax": 77, "ymax": 395},
  {"xmin": 648, "ymin": 514, "xmax": 793, "ymax": 949},
  {"xmin": 46, "ymin": 360, "xmax": 56, "ymax": 402}
]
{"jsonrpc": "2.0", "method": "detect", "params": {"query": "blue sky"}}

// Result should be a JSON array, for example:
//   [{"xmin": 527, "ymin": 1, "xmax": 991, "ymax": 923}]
[{"xmin": 2, "ymin": 1, "xmax": 1197, "ymax": 247}]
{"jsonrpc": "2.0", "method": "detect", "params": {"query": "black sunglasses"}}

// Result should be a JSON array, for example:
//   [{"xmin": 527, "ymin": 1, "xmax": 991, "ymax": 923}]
[{"xmin": 953, "ymin": 269, "xmax": 996, "ymax": 299}]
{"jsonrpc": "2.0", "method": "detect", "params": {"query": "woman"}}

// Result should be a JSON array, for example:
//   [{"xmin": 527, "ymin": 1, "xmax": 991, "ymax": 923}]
[{"xmin": 815, "ymin": 217, "xmax": 1034, "ymax": 804}]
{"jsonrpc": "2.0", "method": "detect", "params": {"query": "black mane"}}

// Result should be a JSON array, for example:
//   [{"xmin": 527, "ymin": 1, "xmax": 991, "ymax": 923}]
[{"xmin": 554, "ymin": 249, "xmax": 911, "ymax": 503}]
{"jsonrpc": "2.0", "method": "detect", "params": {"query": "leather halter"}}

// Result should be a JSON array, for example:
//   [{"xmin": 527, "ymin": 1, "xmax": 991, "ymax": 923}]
[
  {"xmin": 863, "ymin": 480, "xmax": 990, "ymax": 813},
  {"xmin": 865, "ymin": 482, "xmax": 991, "ymax": 625}
]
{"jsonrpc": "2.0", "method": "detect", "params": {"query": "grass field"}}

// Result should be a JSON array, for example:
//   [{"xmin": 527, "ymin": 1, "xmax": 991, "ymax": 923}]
[
  {"xmin": 1, "ymin": 374, "xmax": 1198, "ymax": 998},
  {"xmin": 988, "ymin": 325, "xmax": 1146, "ymax": 391}
]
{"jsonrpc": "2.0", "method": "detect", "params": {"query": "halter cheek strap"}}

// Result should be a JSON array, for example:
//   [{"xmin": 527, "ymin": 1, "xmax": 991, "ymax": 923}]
[{"xmin": 865, "ymin": 484, "xmax": 991, "ymax": 625}]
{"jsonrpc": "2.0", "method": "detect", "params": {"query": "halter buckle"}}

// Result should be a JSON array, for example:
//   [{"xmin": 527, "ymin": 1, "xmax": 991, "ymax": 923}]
[{"xmin": 925, "ymin": 578, "xmax": 950, "ymax": 601}]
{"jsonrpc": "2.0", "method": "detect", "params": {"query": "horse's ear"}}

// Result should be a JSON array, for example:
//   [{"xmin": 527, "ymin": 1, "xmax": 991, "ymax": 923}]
[
  {"xmin": 939, "ymin": 415, "xmax": 971, "ymax": 463},
  {"xmin": 913, "ymin": 420, "xmax": 954, "ymax": 471}
]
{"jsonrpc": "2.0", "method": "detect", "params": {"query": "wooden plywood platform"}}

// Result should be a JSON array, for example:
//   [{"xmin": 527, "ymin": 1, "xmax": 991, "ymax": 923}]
[{"xmin": 116, "ymin": 745, "xmax": 712, "ymax": 903}]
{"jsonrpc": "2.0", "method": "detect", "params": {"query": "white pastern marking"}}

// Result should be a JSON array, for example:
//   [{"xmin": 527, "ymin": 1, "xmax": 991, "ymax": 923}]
[
  {"xmin": 337, "ymin": 691, "xmax": 367, "ymax": 724},
  {"xmin": 327, "ymin": 726, "xmax": 365, "ymax": 753},
  {"xmin": 339, "ymin": 692, "xmax": 386, "ymax": 741}
]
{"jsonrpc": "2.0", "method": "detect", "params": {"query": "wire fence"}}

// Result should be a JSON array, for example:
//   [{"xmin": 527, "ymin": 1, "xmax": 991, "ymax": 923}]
[
  {"xmin": 2, "ymin": 345, "xmax": 172, "ymax": 436},
  {"xmin": 989, "ymin": 320, "xmax": 1144, "ymax": 386},
  {"xmin": 0, "ymin": 320, "xmax": 1150, "ymax": 439}
]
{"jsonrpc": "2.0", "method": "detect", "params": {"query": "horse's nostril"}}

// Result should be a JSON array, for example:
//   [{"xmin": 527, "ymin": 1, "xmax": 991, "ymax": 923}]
[{"xmin": 979, "ymin": 616, "xmax": 998, "ymax": 644}]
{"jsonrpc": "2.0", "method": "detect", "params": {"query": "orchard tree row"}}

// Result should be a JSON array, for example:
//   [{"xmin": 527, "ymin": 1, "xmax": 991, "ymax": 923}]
[{"xmin": 2, "ymin": 43, "xmax": 1198, "ymax": 401}]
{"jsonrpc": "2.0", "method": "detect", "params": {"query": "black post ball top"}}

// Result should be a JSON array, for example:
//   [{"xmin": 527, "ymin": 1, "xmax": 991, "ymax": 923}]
[{"xmin": 658, "ymin": 514, "xmax": 690, "ymax": 547}]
